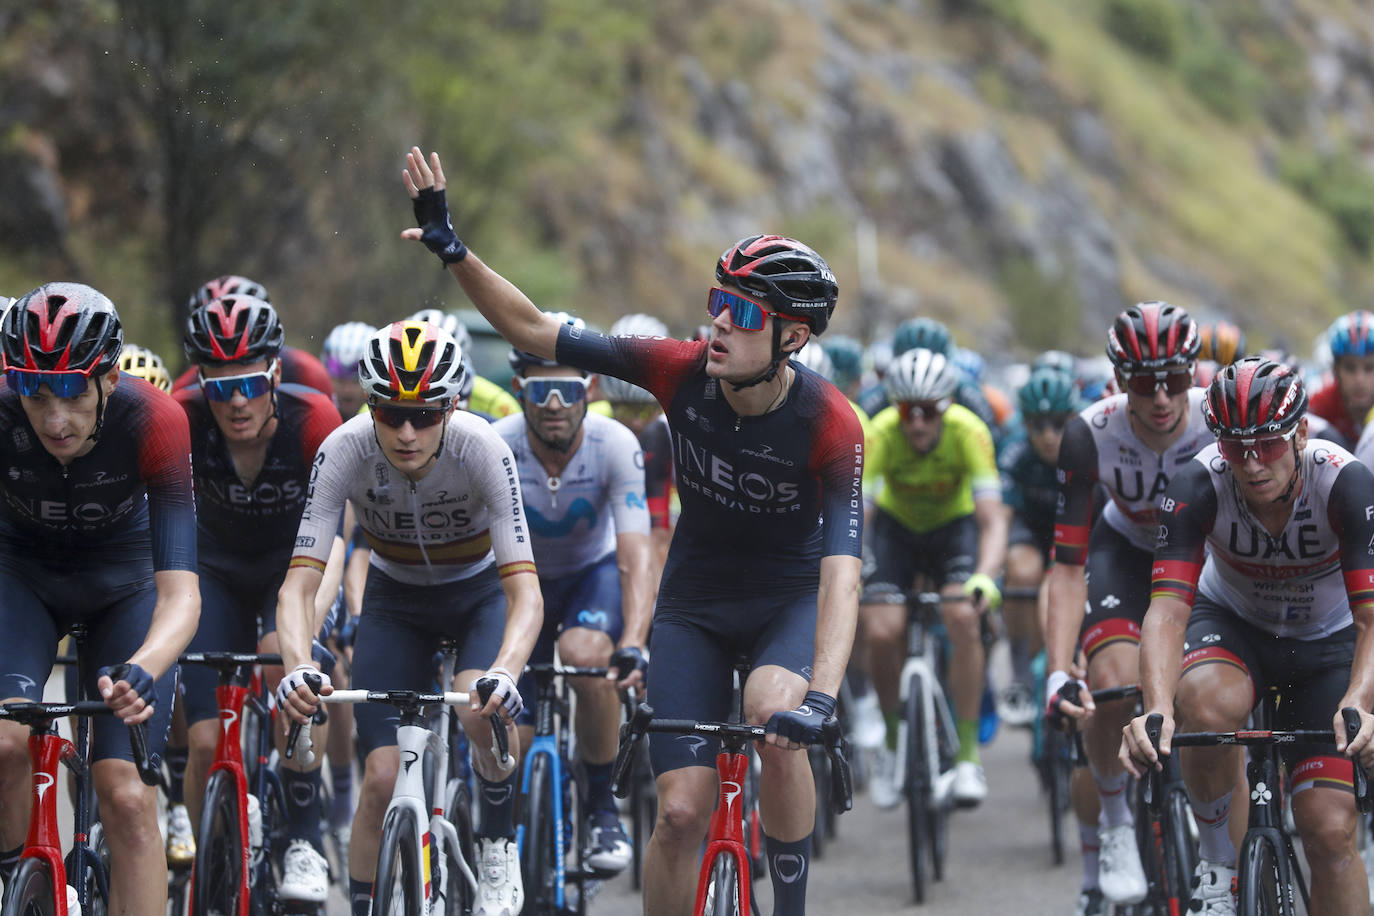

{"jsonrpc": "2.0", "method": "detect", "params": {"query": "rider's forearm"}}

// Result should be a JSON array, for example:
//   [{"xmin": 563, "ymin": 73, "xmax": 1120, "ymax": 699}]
[
  {"xmin": 616, "ymin": 532, "xmax": 655, "ymax": 649},
  {"xmin": 127, "ymin": 569, "xmax": 200, "ymax": 679},
  {"xmin": 490, "ymin": 573, "xmax": 543, "ymax": 674},
  {"xmin": 1139, "ymin": 596, "xmax": 1189, "ymax": 716},
  {"xmin": 811, "ymin": 555, "xmax": 862, "ymax": 697},
  {"xmin": 1045, "ymin": 561, "xmax": 1087, "ymax": 674},
  {"xmin": 276, "ymin": 566, "xmax": 325, "ymax": 672},
  {"xmin": 446, "ymin": 253, "xmax": 557, "ymax": 362},
  {"xmin": 1340, "ymin": 605, "xmax": 1374, "ymax": 710},
  {"xmin": 973, "ymin": 497, "xmax": 1008, "ymax": 579}
]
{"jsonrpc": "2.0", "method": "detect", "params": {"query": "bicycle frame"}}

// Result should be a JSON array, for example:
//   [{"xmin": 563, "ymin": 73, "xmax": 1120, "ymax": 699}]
[
  {"xmin": 694, "ymin": 744, "xmax": 754, "ymax": 916},
  {"xmin": 894, "ymin": 594, "xmax": 959, "ymax": 806},
  {"xmin": 183, "ymin": 652, "xmax": 284, "ymax": 916}
]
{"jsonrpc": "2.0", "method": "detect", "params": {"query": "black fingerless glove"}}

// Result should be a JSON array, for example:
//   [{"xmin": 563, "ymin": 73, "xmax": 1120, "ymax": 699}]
[{"xmin": 412, "ymin": 187, "xmax": 469, "ymax": 264}]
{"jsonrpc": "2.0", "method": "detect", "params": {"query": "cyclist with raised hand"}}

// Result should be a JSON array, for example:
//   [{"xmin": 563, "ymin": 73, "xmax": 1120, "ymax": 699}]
[
  {"xmin": 1046, "ymin": 301, "xmax": 1213, "ymax": 909},
  {"xmin": 170, "ymin": 275, "xmax": 335, "ymax": 396},
  {"xmin": 603, "ymin": 313, "xmax": 676, "ymax": 574},
  {"xmin": 1121, "ymin": 357, "xmax": 1374, "ymax": 914},
  {"xmin": 494, "ymin": 322, "xmax": 655, "ymax": 874},
  {"xmin": 0, "ymin": 283, "xmax": 199, "ymax": 913},
  {"xmin": 275, "ymin": 319, "xmax": 542, "ymax": 916},
  {"xmin": 174, "ymin": 293, "xmax": 343, "ymax": 904},
  {"xmin": 997, "ymin": 366, "xmax": 1083, "ymax": 724},
  {"xmin": 321, "ymin": 320, "xmax": 377, "ymax": 420},
  {"xmin": 861, "ymin": 346, "xmax": 1006, "ymax": 808},
  {"xmin": 401, "ymin": 147, "xmax": 863, "ymax": 916},
  {"xmin": 1308, "ymin": 310, "xmax": 1374, "ymax": 449}
]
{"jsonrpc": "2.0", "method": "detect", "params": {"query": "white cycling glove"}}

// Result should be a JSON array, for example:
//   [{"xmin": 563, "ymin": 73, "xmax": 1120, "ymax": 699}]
[
  {"xmin": 472, "ymin": 666, "xmax": 523, "ymax": 719},
  {"xmin": 276, "ymin": 664, "xmax": 331, "ymax": 711}
]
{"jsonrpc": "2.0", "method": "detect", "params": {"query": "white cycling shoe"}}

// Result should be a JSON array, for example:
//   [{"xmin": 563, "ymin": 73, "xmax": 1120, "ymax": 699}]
[
  {"xmin": 1189, "ymin": 859, "xmax": 1237, "ymax": 915},
  {"xmin": 279, "ymin": 839, "xmax": 329, "ymax": 903},
  {"xmin": 951, "ymin": 761, "xmax": 988, "ymax": 808},
  {"xmin": 475, "ymin": 837, "xmax": 523, "ymax": 916},
  {"xmin": 1096, "ymin": 824, "xmax": 1147, "ymax": 905},
  {"xmin": 868, "ymin": 747, "xmax": 903, "ymax": 810}
]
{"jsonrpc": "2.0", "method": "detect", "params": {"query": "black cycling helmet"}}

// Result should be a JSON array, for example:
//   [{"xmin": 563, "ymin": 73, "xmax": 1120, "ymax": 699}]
[
  {"xmin": 1106, "ymin": 301, "xmax": 1200, "ymax": 373},
  {"xmin": 1203, "ymin": 356, "xmax": 1307, "ymax": 439},
  {"xmin": 715, "ymin": 235, "xmax": 838, "ymax": 336},
  {"xmin": 184, "ymin": 295, "xmax": 285, "ymax": 366},
  {"xmin": 187, "ymin": 275, "xmax": 271, "ymax": 314},
  {"xmin": 2, "ymin": 283, "xmax": 124, "ymax": 376}
]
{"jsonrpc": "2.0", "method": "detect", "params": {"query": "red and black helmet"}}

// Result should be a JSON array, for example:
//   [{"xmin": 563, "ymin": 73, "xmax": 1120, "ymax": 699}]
[
  {"xmin": 1106, "ymin": 301, "xmax": 1200, "ymax": 373},
  {"xmin": 1203, "ymin": 357, "xmax": 1307, "ymax": 438},
  {"xmin": 184, "ymin": 295, "xmax": 284, "ymax": 365},
  {"xmin": 2, "ymin": 283, "xmax": 124, "ymax": 376},
  {"xmin": 716, "ymin": 235, "xmax": 839, "ymax": 336},
  {"xmin": 186, "ymin": 274, "xmax": 271, "ymax": 313}
]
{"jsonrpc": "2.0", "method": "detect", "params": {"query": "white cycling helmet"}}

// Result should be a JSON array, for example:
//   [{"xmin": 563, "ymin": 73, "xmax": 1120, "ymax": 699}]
[
  {"xmin": 321, "ymin": 321, "xmax": 377, "ymax": 378},
  {"xmin": 884, "ymin": 347, "xmax": 959, "ymax": 403},
  {"xmin": 359, "ymin": 321, "xmax": 470, "ymax": 404},
  {"xmin": 792, "ymin": 341, "xmax": 835, "ymax": 383},
  {"xmin": 409, "ymin": 307, "xmax": 464, "ymax": 340},
  {"xmin": 599, "ymin": 373, "xmax": 656, "ymax": 404},
  {"xmin": 609, "ymin": 313, "xmax": 669, "ymax": 338}
]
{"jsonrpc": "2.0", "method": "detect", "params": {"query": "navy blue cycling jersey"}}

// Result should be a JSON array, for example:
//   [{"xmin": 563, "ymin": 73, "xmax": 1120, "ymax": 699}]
[
  {"xmin": 998, "ymin": 431, "xmax": 1059, "ymax": 542},
  {"xmin": 556, "ymin": 328, "xmax": 864, "ymax": 601},
  {"xmin": 175, "ymin": 382, "xmax": 340, "ymax": 576},
  {"xmin": 0, "ymin": 375, "xmax": 197, "ymax": 571}
]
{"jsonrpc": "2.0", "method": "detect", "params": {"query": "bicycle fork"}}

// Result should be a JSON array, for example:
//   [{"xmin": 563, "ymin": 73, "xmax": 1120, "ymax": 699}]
[
  {"xmin": 693, "ymin": 750, "xmax": 752, "ymax": 916},
  {"xmin": 893, "ymin": 656, "xmax": 958, "ymax": 805}
]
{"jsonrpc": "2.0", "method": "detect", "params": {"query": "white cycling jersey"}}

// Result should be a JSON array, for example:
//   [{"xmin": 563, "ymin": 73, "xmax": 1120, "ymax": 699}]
[
  {"xmin": 289, "ymin": 411, "xmax": 535, "ymax": 585},
  {"xmin": 492, "ymin": 411, "xmax": 649, "ymax": 578}
]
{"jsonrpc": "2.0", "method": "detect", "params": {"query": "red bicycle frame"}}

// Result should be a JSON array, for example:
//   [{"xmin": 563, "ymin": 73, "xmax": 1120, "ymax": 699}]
[
  {"xmin": 21, "ymin": 728, "xmax": 79, "ymax": 915},
  {"xmin": 693, "ymin": 747, "xmax": 754, "ymax": 915}
]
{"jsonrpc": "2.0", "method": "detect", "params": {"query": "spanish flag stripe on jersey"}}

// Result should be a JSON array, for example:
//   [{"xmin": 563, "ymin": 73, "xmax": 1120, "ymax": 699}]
[{"xmin": 362, "ymin": 529, "xmax": 494, "ymax": 566}]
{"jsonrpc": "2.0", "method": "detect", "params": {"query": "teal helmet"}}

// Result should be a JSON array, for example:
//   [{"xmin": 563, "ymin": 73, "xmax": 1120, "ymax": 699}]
[
  {"xmin": 822, "ymin": 334, "xmax": 864, "ymax": 389},
  {"xmin": 892, "ymin": 317, "xmax": 951, "ymax": 357},
  {"xmin": 1018, "ymin": 367, "xmax": 1081, "ymax": 417}
]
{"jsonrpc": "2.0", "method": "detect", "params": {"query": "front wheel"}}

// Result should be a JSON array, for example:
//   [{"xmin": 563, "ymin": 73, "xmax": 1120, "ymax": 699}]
[
  {"xmin": 372, "ymin": 807, "xmax": 423, "ymax": 916},
  {"xmin": 703, "ymin": 852, "xmax": 742, "ymax": 916},
  {"xmin": 192, "ymin": 770, "xmax": 244, "ymax": 916},
  {"xmin": 520, "ymin": 755, "xmax": 557, "ymax": 912},
  {"xmin": 1239, "ymin": 833, "xmax": 1288, "ymax": 916},
  {"xmin": 444, "ymin": 780, "xmax": 477, "ymax": 916},
  {"xmin": 903, "ymin": 674, "xmax": 930, "ymax": 903},
  {"xmin": 1, "ymin": 858, "xmax": 57, "ymax": 916}
]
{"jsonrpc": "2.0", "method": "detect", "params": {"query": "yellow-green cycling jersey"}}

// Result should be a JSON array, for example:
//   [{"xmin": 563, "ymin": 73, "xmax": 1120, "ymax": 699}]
[
  {"xmin": 469, "ymin": 375, "xmax": 520, "ymax": 419},
  {"xmin": 865, "ymin": 402, "xmax": 1000, "ymax": 534}
]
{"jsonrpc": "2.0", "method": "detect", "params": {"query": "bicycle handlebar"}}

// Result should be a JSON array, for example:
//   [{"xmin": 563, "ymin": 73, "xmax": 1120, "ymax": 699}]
[
  {"xmin": 474, "ymin": 677, "xmax": 514, "ymax": 772},
  {"xmin": 1143, "ymin": 709, "xmax": 1371, "ymax": 812},
  {"xmin": 0, "ymin": 700, "xmax": 163, "ymax": 789},
  {"xmin": 609, "ymin": 702, "xmax": 854, "ymax": 816}
]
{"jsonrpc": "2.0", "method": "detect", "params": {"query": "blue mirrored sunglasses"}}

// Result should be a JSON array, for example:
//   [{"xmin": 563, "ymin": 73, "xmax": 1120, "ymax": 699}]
[
  {"xmin": 706, "ymin": 287, "xmax": 792, "ymax": 332},
  {"xmin": 5, "ymin": 369, "xmax": 90, "ymax": 399},
  {"xmin": 198, "ymin": 362, "xmax": 276, "ymax": 402},
  {"xmin": 517, "ymin": 376, "xmax": 588, "ymax": 408}
]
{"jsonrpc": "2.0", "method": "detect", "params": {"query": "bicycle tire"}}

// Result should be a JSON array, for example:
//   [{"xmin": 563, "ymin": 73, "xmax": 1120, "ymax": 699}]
[
  {"xmin": 927, "ymin": 692, "xmax": 951, "ymax": 884},
  {"xmin": 444, "ymin": 780, "xmax": 477, "ymax": 916},
  {"xmin": 372, "ymin": 806, "xmax": 424, "ymax": 916},
  {"xmin": 521, "ymin": 754, "xmax": 557, "ymax": 913},
  {"xmin": 1239, "ymin": 833, "xmax": 1288, "ymax": 916},
  {"xmin": 1162, "ymin": 787, "xmax": 1198, "ymax": 910},
  {"xmin": 1042, "ymin": 727, "xmax": 1069, "ymax": 866},
  {"xmin": 628, "ymin": 742, "xmax": 655, "ymax": 891},
  {"xmin": 903, "ymin": 675, "xmax": 930, "ymax": 903},
  {"xmin": 809, "ymin": 745, "xmax": 828, "ymax": 860},
  {"xmin": 192, "ymin": 770, "xmax": 244, "ymax": 916},
  {"xmin": 703, "ymin": 851, "xmax": 742, "ymax": 916},
  {"xmin": 80, "ymin": 818, "xmax": 111, "ymax": 916},
  {"xmin": 1, "ymin": 858, "xmax": 57, "ymax": 916}
]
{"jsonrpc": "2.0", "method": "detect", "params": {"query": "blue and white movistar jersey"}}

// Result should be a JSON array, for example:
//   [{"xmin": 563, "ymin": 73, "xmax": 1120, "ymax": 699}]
[{"xmin": 492, "ymin": 411, "xmax": 649, "ymax": 578}]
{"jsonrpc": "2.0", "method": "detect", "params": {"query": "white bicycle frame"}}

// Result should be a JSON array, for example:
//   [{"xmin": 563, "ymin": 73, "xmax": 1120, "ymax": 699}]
[
  {"xmin": 892, "ymin": 600, "xmax": 960, "ymax": 806},
  {"xmin": 294, "ymin": 679, "xmax": 479, "ymax": 915}
]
